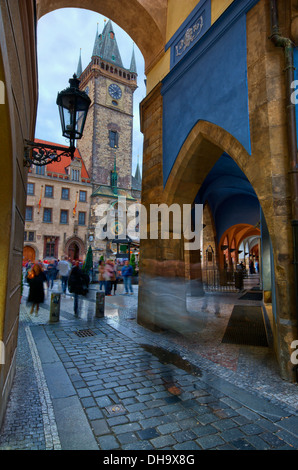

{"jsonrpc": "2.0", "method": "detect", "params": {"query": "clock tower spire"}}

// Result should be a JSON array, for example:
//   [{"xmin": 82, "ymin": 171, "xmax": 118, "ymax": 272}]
[{"xmin": 76, "ymin": 20, "xmax": 137, "ymax": 190}]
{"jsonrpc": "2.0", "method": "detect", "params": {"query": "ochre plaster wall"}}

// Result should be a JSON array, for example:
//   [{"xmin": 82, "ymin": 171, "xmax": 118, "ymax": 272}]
[{"xmin": 0, "ymin": 0, "xmax": 37, "ymax": 427}]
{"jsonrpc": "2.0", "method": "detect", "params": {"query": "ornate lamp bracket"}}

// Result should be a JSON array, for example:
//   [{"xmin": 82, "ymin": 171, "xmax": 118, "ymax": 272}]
[{"xmin": 24, "ymin": 140, "xmax": 75, "ymax": 167}]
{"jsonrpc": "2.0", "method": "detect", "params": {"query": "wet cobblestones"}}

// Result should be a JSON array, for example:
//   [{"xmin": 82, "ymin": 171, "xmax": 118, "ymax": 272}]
[
  {"xmin": 0, "ymin": 282, "xmax": 297, "ymax": 450},
  {"xmin": 0, "ymin": 320, "xmax": 46, "ymax": 450}
]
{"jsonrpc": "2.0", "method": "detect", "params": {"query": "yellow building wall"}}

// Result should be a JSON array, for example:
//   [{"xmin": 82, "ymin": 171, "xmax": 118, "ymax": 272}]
[
  {"xmin": 166, "ymin": 0, "xmax": 199, "ymax": 42},
  {"xmin": 211, "ymin": 0, "xmax": 234, "ymax": 23},
  {"xmin": 0, "ymin": 52, "xmax": 12, "ymax": 343},
  {"xmin": 0, "ymin": 0, "xmax": 38, "ymax": 428}
]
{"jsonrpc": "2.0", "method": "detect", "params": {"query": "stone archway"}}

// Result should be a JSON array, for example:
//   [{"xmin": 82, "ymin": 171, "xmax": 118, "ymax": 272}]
[
  {"xmin": 163, "ymin": 121, "xmax": 251, "ymax": 207},
  {"xmin": 138, "ymin": 117, "xmax": 297, "ymax": 381},
  {"xmin": 65, "ymin": 236, "xmax": 86, "ymax": 261},
  {"xmin": 36, "ymin": 0, "xmax": 167, "ymax": 72},
  {"xmin": 68, "ymin": 242, "xmax": 80, "ymax": 261},
  {"xmin": 23, "ymin": 245, "xmax": 36, "ymax": 263}
]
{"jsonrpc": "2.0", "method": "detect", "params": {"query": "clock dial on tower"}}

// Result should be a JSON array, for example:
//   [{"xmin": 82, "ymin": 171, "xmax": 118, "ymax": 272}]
[{"xmin": 108, "ymin": 84, "xmax": 122, "ymax": 100}]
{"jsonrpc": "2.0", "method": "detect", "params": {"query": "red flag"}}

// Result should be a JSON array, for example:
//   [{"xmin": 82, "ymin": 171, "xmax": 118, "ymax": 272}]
[
  {"xmin": 38, "ymin": 186, "xmax": 43, "ymax": 213},
  {"xmin": 73, "ymin": 193, "xmax": 77, "ymax": 217}
]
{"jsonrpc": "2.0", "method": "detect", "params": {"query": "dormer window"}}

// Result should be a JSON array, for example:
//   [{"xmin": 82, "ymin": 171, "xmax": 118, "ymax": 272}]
[{"xmin": 71, "ymin": 169, "xmax": 80, "ymax": 181}]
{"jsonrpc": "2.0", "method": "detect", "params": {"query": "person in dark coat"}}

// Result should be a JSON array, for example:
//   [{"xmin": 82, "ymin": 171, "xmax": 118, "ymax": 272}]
[
  {"xmin": 121, "ymin": 260, "xmax": 134, "ymax": 295},
  {"xmin": 27, "ymin": 263, "xmax": 47, "ymax": 316},
  {"xmin": 68, "ymin": 261, "xmax": 89, "ymax": 315}
]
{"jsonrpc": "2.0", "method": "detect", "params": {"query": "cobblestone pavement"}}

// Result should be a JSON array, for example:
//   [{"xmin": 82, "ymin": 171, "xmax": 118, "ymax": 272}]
[{"xmin": 0, "ymin": 281, "xmax": 297, "ymax": 451}]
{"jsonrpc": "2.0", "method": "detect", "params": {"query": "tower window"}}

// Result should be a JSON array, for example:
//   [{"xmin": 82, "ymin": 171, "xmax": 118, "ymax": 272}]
[{"xmin": 109, "ymin": 130, "xmax": 119, "ymax": 148}]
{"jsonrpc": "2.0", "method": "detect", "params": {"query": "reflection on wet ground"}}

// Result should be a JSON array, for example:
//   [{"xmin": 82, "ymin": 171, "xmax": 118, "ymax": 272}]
[{"xmin": 140, "ymin": 344, "xmax": 202, "ymax": 377}]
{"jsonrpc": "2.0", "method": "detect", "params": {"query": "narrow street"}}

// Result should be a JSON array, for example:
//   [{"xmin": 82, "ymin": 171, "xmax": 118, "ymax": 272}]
[{"xmin": 0, "ymin": 280, "xmax": 297, "ymax": 451}]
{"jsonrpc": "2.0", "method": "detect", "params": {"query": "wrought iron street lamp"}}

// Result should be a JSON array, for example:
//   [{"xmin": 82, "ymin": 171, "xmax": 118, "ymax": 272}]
[{"xmin": 24, "ymin": 74, "xmax": 91, "ymax": 167}]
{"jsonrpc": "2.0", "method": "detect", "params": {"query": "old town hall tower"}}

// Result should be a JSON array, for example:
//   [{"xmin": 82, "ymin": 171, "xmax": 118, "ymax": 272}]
[
  {"xmin": 76, "ymin": 20, "xmax": 138, "ymax": 191},
  {"xmin": 74, "ymin": 20, "xmax": 141, "ymax": 256}
]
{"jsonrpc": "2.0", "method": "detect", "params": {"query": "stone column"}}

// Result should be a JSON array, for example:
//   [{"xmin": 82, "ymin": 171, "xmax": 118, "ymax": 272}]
[
  {"xmin": 247, "ymin": 0, "xmax": 298, "ymax": 381},
  {"xmin": 137, "ymin": 84, "xmax": 189, "ymax": 333},
  {"xmin": 261, "ymin": 209, "xmax": 272, "ymax": 302}
]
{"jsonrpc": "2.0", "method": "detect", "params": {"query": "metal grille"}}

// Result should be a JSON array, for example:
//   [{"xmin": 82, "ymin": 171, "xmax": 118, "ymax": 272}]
[
  {"xmin": 203, "ymin": 268, "xmax": 238, "ymax": 292},
  {"xmin": 74, "ymin": 329, "xmax": 96, "ymax": 338}
]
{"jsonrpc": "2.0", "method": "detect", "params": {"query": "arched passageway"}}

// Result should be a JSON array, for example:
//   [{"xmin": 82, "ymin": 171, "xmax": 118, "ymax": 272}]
[{"xmin": 138, "ymin": 120, "xmax": 288, "ymax": 379}]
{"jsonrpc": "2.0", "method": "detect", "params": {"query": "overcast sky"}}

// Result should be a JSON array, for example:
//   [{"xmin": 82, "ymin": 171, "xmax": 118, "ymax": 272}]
[{"xmin": 35, "ymin": 8, "xmax": 146, "ymax": 175}]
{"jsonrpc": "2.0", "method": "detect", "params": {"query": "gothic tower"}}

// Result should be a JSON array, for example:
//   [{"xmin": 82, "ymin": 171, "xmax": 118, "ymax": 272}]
[{"xmin": 76, "ymin": 20, "xmax": 138, "ymax": 191}]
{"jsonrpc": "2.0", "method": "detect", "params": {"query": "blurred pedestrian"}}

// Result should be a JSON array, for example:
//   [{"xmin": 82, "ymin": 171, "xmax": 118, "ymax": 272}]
[
  {"xmin": 104, "ymin": 260, "xmax": 114, "ymax": 296},
  {"xmin": 111, "ymin": 261, "xmax": 118, "ymax": 295},
  {"xmin": 27, "ymin": 263, "xmax": 47, "ymax": 316},
  {"xmin": 249, "ymin": 259, "xmax": 255, "ymax": 274},
  {"xmin": 57, "ymin": 256, "xmax": 71, "ymax": 296},
  {"xmin": 68, "ymin": 260, "xmax": 89, "ymax": 316},
  {"xmin": 47, "ymin": 260, "xmax": 57, "ymax": 289},
  {"xmin": 98, "ymin": 260, "xmax": 106, "ymax": 292},
  {"xmin": 122, "ymin": 260, "xmax": 133, "ymax": 295}
]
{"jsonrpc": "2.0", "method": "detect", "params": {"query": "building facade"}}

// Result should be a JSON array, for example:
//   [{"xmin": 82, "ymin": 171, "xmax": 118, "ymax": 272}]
[{"xmin": 24, "ymin": 141, "xmax": 92, "ymax": 263}]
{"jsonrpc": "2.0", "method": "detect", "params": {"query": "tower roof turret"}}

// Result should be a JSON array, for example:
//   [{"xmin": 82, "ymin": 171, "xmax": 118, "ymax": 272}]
[
  {"xmin": 130, "ymin": 44, "xmax": 137, "ymax": 74},
  {"xmin": 76, "ymin": 49, "xmax": 82, "ymax": 78},
  {"xmin": 92, "ymin": 20, "xmax": 123, "ymax": 68}
]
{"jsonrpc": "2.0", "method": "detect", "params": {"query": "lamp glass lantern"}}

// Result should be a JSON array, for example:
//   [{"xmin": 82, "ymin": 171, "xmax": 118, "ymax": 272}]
[
  {"xmin": 24, "ymin": 74, "xmax": 91, "ymax": 167},
  {"xmin": 56, "ymin": 74, "xmax": 91, "ymax": 149}
]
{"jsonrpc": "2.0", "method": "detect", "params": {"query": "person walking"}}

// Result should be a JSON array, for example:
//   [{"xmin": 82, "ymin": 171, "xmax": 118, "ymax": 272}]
[
  {"xmin": 98, "ymin": 260, "xmax": 106, "ymax": 292},
  {"xmin": 111, "ymin": 261, "xmax": 118, "ymax": 295},
  {"xmin": 122, "ymin": 260, "xmax": 134, "ymax": 295},
  {"xmin": 249, "ymin": 259, "xmax": 255, "ymax": 275},
  {"xmin": 68, "ymin": 261, "xmax": 89, "ymax": 316},
  {"xmin": 104, "ymin": 260, "xmax": 114, "ymax": 296},
  {"xmin": 27, "ymin": 263, "xmax": 47, "ymax": 316},
  {"xmin": 47, "ymin": 260, "xmax": 57, "ymax": 289},
  {"xmin": 57, "ymin": 256, "xmax": 71, "ymax": 296}
]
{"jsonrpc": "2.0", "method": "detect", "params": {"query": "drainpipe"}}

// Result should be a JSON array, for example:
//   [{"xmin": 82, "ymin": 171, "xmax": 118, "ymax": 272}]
[{"xmin": 269, "ymin": 0, "xmax": 298, "ymax": 326}]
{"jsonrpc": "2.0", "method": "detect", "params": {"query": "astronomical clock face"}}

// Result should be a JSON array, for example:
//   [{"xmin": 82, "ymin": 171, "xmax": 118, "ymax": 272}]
[
  {"xmin": 111, "ymin": 221, "xmax": 124, "ymax": 236},
  {"xmin": 108, "ymin": 83, "xmax": 122, "ymax": 100}
]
